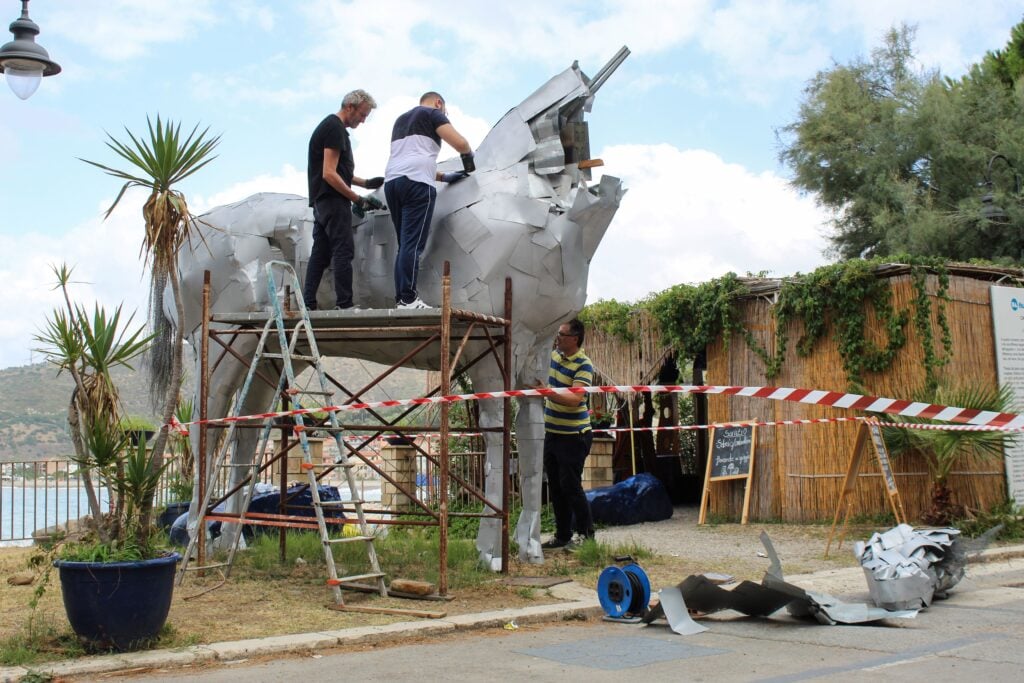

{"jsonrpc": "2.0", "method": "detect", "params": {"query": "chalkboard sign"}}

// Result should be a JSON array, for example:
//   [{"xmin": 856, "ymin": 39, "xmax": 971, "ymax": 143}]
[
  {"xmin": 699, "ymin": 422, "xmax": 758, "ymax": 524},
  {"xmin": 709, "ymin": 425, "xmax": 755, "ymax": 479},
  {"xmin": 867, "ymin": 422, "xmax": 898, "ymax": 493}
]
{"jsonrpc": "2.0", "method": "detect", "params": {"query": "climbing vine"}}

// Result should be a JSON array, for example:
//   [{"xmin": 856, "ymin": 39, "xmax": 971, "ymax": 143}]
[
  {"xmin": 578, "ymin": 299, "xmax": 637, "ymax": 342},
  {"xmin": 582, "ymin": 258, "xmax": 954, "ymax": 389}
]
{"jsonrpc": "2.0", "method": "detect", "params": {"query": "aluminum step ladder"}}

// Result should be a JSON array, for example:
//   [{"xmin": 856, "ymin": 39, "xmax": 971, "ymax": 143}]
[{"xmin": 177, "ymin": 260, "xmax": 387, "ymax": 608}]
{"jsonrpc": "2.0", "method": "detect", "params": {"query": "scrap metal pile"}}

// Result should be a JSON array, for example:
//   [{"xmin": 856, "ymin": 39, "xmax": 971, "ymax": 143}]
[
  {"xmin": 600, "ymin": 525, "xmax": 1003, "ymax": 636},
  {"xmin": 600, "ymin": 531, "xmax": 919, "ymax": 636},
  {"xmin": 855, "ymin": 524, "xmax": 967, "ymax": 611}
]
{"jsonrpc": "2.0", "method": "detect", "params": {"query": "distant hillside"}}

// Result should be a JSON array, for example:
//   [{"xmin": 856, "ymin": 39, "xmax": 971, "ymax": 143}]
[{"xmin": 0, "ymin": 358, "xmax": 427, "ymax": 461}]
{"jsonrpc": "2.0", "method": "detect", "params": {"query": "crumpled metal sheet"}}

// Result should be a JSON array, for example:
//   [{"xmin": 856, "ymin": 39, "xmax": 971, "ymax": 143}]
[
  {"xmin": 666, "ymin": 532, "xmax": 917, "ymax": 626},
  {"xmin": 641, "ymin": 586, "xmax": 708, "ymax": 635},
  {"xmin": 856, "ymin": 524, "xmax": 970, "ymax": 610}
]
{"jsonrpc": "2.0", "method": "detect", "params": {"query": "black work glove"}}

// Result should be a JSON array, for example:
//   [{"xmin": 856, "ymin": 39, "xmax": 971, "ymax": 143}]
[
  {"xmin": 353, "ymin": 194, "xmax": 385, "ymax": 218},
  {"xmin": 440, "ymin": 171, "xmax": 470, "ymax": 184},
  {"xmin": 460, "ymin": 152, "xmax": 475, "ymax": 173},
  {"xmin": 364, "ymin": 176, "xmax": 384, "ymax": 190}
]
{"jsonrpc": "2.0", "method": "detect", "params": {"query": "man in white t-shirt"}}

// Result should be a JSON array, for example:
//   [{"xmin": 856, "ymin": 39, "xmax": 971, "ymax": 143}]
[{"xmin": 383, "ymin": 92, "xmax": 475, "ymax": 309}]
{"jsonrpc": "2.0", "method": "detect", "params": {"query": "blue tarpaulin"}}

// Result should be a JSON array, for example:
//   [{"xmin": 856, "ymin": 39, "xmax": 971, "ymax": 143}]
[
  {"xmin": 168, "ymin": 484, "xmax": 345, "ymax": 546},
  {"xmin": 585, "ymin": 473, "xmax": 673, "ymax": 526}
]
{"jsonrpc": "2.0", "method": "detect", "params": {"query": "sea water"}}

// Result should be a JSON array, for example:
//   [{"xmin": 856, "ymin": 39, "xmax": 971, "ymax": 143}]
[{"xmin": 0, "ymin": 485, "xmax": 108, "ymax": 546}]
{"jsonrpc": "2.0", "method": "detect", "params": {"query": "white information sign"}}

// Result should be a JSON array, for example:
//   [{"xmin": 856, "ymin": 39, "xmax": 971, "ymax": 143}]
[{"xmin": 990, "ymin": 285, "xmax": 1024, "ymax": 505}]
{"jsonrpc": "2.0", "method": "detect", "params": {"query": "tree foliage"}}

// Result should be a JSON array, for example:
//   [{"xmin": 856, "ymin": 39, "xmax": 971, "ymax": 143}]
[{"xmin": 779, "ymin": 22, "xmax": 1024, "ymax": 262}]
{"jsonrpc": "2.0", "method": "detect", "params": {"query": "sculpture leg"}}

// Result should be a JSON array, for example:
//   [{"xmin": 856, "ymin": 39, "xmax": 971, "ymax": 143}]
[
  {"xmin": 513, "ymin": 346, "xmax": 549, "ymax": 564},
  {"xmin": 212, "ymin": 379, "xmax": 277, "ymax": 550},
  {"xmin": 470, "ymin": 363, "xmax": 507, "ymax": 570},
  {"xmin": 185, "ymin": 342, "xmax": 250, "ymax": 550}
]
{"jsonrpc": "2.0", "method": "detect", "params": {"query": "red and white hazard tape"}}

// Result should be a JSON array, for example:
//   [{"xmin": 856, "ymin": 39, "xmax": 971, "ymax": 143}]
[
  {"xmin": 881, "ymin": 421, "xmax": 1024, "ymax": 432},
  {"xmin": 167, "ymin": 384, "xmax": 1024, "ymax": 435},
  {"xmin": 593, "ymin": 416, "xmax": 869, "ymax": 433}
]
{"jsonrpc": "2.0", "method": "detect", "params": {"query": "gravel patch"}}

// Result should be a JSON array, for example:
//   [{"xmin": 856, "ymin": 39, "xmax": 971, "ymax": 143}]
[{"xmin": 595, "ymin": 505, "xmax": 864, "ymax": 579}]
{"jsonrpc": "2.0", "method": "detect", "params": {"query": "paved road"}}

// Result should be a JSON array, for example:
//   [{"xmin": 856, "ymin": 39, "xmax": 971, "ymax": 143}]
[{"xmin": 115, "ymin": 558, "xmax": 1024, "ymax": 683}]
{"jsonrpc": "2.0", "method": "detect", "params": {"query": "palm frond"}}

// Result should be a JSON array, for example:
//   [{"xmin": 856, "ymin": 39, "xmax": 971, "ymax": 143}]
[
  {"xmin": 80, "ymin": 114, "xmax": 221, "ymax": 222},
  {"xmin": 882, "ymin": 382, "xmax": 1018, "ymax": 483}
]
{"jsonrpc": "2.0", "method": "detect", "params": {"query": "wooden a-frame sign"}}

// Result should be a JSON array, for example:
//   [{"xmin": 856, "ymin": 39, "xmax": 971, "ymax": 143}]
[
  {"xmin": 699, "ymin": 422, "xmax": 757, "ymax": 525},
  {"xmin": 825, "ymin": 419, "xmax": 907, "ymax": 557}
]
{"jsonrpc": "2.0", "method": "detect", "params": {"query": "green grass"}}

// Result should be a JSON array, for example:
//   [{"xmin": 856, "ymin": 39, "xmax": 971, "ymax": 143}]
[
  {"xmin": 0, "ymin": 618, "xmax": 85, "ymax": 667},
  {"xmin": 237, "ymin": 527, "xmax": 493, "ymax": 589}
]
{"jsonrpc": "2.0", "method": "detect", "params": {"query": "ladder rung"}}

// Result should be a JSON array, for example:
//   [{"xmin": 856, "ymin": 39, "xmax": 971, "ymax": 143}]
[
  {"xmin": 320, "ymin": 499, "xmax": 366, "ymax": 506},
  {"xmin": 292, "ymin": 390, "xmax": 333, "ymax": 396},
  {"xmin": 182, "ymin": 562, "xmax": 230, "ymax": 572},
  {"xmin": 328, "ymin": 572, "xmax": 385, "ymax": 585},
  {"xmin": 326, "ymin": 535, "xmax": 375, "ymax": 544},
  {"xmin": 263, "ymin": 353, "xmax": 318, "ymax": 362}
]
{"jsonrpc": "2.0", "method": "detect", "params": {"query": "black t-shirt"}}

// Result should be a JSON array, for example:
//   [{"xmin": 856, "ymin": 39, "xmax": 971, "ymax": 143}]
[{"xmin": 307, "ymin": 114, "xmax": 354, "ymax": 206}]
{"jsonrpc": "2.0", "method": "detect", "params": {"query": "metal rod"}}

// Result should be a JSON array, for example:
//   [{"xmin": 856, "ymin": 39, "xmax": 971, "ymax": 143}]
[
  {"xmin": 198, "ymin": 270, "xmax": 211, "ymax": 569},
  {"xmin": 502, "ymin": 276, "xmax": 512, "ymax": 573},
  {"xmin": 438, "ymin": 261, "xmax": 452, "ymax": 596}
]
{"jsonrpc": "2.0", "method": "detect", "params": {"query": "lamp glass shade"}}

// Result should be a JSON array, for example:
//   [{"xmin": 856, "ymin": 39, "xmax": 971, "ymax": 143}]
[{"xmin": 4, "ymin": 65, "xmax": 42, "ymax": 99}]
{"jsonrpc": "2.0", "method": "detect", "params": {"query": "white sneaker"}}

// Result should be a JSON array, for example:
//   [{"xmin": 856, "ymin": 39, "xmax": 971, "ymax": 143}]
[
  {"xmin": 333, "ymin": 305, "xmax": 364, "ymax": 312},
  {"xmin": 397, "ymin": 298, "xmax": 431, "ymax": 310}
]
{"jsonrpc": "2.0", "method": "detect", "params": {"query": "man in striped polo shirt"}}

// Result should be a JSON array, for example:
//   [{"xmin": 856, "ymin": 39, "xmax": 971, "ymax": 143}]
[{"xmin": 534, "ymin": 318, "xmax": 595, "ymax": 551}]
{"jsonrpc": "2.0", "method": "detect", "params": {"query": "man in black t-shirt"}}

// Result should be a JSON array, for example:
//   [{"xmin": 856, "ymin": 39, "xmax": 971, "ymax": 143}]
[{"xmin": 302, "ymin": 89, "xmax": 384, "ymax": 311}]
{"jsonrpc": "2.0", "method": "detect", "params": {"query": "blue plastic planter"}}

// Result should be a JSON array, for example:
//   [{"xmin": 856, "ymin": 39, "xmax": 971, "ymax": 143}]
[{"xmin": 54, "ymin": 552, "xmax": 180, "ymax": 651}]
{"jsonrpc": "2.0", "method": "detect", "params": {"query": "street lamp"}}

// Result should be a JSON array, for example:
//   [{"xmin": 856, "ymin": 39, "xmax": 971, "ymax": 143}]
[
  {"xmin": 980, "ymin": 154, "xmax": 1022, "ymax": 224},
  {"xmin": 0, "ymin": 0, "xmax": 60, "ymax": 100}
]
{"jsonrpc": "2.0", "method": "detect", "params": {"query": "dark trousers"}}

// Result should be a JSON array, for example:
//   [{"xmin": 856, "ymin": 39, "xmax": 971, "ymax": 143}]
[
  {"xmin": 302, "ymin": 198, "xmax": 354, "ymax": 309},
  {"xmin": 384, "ymin": 176, "xmax": 436, "ymax": 305},
  {"xmin": 543, "ymin": 431, "xmax": 594, "ymax": 542}
]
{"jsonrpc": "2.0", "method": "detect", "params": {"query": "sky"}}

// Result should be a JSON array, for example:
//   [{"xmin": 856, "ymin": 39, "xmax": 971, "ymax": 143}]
[{"xmin": 0, "ymin": 0, "xmax": 1021, "ymax": 370}]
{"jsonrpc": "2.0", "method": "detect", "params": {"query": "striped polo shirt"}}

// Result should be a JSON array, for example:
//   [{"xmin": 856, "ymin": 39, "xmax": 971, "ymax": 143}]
[{"xmin": 543, "ymin": 348, "xmax": 594, "ymax": 435}]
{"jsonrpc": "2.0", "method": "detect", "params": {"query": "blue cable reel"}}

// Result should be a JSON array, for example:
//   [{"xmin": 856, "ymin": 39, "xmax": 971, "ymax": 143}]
[{"xmin": 597, "ymin": 563, "xmax": 652, "ymax": 618}]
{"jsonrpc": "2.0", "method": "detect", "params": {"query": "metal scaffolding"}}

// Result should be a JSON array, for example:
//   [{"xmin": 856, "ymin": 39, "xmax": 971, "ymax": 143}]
[{"xmin": 187, "ymin": 262, "xmax": 512, "ymax": 600}]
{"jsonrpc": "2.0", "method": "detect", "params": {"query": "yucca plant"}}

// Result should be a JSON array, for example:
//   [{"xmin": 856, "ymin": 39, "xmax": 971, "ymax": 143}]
[
  {"xmin": 882, "ymin": 382, "xmax": 1018, "ymax": 525},
  {"xmin": 35, "ymin": 264, "xmax": 155, "ymax": 554},
  {"xmin": 80, "ymin": 115, "xmax": 220, "ymax": 545}
]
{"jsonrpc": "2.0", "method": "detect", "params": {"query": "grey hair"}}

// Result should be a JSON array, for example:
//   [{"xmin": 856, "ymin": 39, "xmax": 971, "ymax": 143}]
[{"xmin": 342, "ymin": 89, "xmax": 377, "ymax": 110}]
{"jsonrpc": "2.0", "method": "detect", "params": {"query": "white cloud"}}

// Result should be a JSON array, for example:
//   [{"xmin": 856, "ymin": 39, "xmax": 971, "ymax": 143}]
[
  {"xmin": 0, "ymin": 196, "xmax": 149, "ymax": 370},
  {"xmin": 588, "ymin": 143, "xmax": 831, "ymax": 303},
  {"xmin": 48, "ymin": 1, "xmax": 218, "ymax": 61},
  {"xmin": 191, "ymin": 165, "xmax": 306, "ymax": 213},
  {"xmin": 822, "ymin": 0, "xmax": 1020, "ymax": 77}
]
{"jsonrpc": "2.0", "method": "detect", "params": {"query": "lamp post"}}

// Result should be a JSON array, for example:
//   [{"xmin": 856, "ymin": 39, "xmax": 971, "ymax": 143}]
[
  {"xmin": 0, "ymin": 0, "xmax": 60, "ymax": 100},
  {"xmin": 980, "ymin": 154, "xmax": 1022, "ymax": 224}
]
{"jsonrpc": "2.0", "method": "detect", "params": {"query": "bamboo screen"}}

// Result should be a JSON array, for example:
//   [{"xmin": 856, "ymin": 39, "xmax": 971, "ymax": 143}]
[
  {"xmin": 584, "ymin": 310, "xmax": 668, "ymax": 386},
  {"xmin": 705, "ymin": 273, "xmax": 1011, "ymax": 522}
]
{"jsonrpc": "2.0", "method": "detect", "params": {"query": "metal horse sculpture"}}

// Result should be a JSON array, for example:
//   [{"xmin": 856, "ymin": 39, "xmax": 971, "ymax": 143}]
[{"xmin": 173, "ymin": 48, "xmax": 629, "ymax": 566}]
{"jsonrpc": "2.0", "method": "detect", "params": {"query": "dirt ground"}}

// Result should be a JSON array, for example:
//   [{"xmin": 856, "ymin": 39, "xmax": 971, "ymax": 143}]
[{"xmin": 0, "ymin": 507, "xmax": 884, "ymax": 653}]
